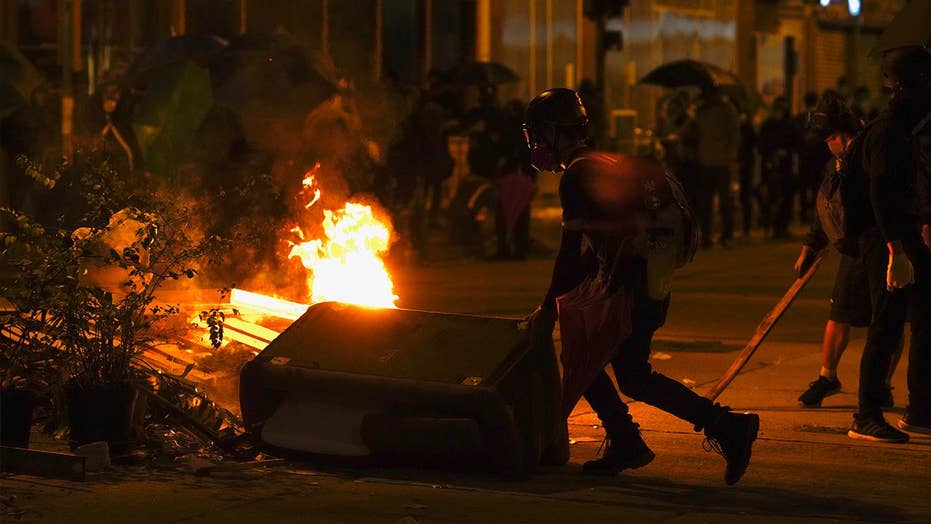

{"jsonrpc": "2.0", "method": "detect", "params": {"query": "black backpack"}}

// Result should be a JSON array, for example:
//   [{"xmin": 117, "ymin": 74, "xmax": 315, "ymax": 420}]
[{"xmin": 815, "ymin": 121, "xmax": 877, "ymax": 256}]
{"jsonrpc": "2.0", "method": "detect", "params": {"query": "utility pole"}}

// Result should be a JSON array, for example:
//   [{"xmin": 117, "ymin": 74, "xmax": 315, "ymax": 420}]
[
  {"xmin": 584, "ymin": 0, "xmax": 628, "ymax": 148},
  {"xmin": 59, "ymin": 0, "xmax": 75, "ymax": 160}
]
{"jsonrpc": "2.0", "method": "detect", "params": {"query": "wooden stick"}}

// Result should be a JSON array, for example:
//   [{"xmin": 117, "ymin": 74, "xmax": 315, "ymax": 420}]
[{"xmin": 705, "ymin": 252, "xmax": 826, "ymax": 401}]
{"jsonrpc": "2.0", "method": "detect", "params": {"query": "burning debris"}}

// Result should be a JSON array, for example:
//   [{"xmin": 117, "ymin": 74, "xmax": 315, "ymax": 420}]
[{"xmin": 287, "ymin": 165, "xmax": 398, "ymax": 309}]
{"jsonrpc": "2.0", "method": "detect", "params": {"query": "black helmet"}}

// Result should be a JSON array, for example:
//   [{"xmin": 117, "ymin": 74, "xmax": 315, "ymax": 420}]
[
  {"xmin": 882, "ymin": 46, "xmax": 931, "ymax": 91},
  {"xmin": 523, "ymin": 88, "xmax": 589, "ymax": 138},
  {"xmin": 807, "ymin": 91, "xmax": 861, "ymax": 140}
]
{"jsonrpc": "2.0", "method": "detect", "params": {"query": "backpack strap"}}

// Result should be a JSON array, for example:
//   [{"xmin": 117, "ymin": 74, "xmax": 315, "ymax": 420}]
[{"xmin": 912, "ymin": 110, "xmax": 931, "ymax": 137}]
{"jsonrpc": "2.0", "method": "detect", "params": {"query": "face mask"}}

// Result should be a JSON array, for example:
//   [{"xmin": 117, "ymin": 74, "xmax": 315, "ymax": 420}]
[
  {"xmin": 827, "ymin": 139, "xmax": 846, "ymax": 158},
  {"xmin": 524, "ymin": 125, "xmax": 562, "ymax": 172},
  {"xmin": 529, "ymin": 144, "xmax": 561, "ymax": 172}
]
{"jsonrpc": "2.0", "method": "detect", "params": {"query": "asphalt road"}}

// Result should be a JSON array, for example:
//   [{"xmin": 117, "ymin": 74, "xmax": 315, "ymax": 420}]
[{"xmin": 3, "ymin": 226, "xmax": 930, "ymax": 523}]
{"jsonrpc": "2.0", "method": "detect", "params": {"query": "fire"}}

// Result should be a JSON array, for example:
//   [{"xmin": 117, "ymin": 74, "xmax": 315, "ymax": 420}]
[{"xmin": 287, "ymin": 166, "xmax": 398, "ymax": 308}]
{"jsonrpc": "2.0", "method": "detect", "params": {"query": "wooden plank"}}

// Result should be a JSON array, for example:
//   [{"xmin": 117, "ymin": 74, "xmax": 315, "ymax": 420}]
[
  {"xmin": 704, "ymin": 252, "xmax": 826, "ymax": 401},
  {"xmin": 0, "ymin": 446, "xmax": 86, "ymax": 481},
  {"xmin": 224, "ymin": 318, "xmax": 280, "ymax": 344}
]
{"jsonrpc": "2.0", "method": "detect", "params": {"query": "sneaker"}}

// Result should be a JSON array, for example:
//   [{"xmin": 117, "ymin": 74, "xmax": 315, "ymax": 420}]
[
  {"xmin": 703, "ymin": 411, "xmax": 760, "ymax": 485},
  {"xmin": 848, "ymin": 415, "xmax": 910, "ymax": 443},
  {"xmin": 582, "ymin": 429, "xmax": 656, "ymax": 476},
  {"xmin": 897, "ymin": 410, "xmax": 931, "ymax": 435},
  {"xmin": 798, "ymin": 376, "xmax": 841, "ymax": 407}
]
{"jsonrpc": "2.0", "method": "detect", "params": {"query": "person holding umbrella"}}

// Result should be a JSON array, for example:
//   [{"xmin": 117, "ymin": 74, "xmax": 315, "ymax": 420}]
[
  {"xmin": 640, "ymin": 60, "xmax": 742, "ymax": 248},
  {"xmin": 525, "ymin": 88, "xmax": 759, "ymax": 484},
  {"xmin": 677, "ymin": 85, "xmax": 741, "ymax": 248}
]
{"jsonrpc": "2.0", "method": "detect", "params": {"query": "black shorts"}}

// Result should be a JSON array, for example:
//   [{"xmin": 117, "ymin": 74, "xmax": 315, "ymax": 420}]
[{"xmin": 829, "ymin": 253, "xmax": 872, "ymax": 328}]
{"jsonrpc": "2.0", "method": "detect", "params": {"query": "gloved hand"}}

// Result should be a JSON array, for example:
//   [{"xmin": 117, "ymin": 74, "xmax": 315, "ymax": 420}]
[
  {"xmin": 794, "ymin": 246, "xmax": 818, "ymax": 278},
  {"xmin": 887, "ymin": 242, "xmax": 915, "ymax": 290},
  {"xmin": 526, "ymin": 305, "xmax": 557, "ymax": 346}
]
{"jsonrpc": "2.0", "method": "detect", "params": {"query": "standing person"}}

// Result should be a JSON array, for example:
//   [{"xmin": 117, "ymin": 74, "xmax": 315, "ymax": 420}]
[
  {"xmin": 524, "ymin": 88, "xmax": 759, "ymax": 484},
  {"xmin": 796, "ymin": 92, "xmax": 832, "ymax": 225},
  {"xmin": 758, "ymin": 97, "xmax": 799, "ymax": 239},
  {"xmin": 850, "ymin": 47, "xmax": 931, "ymax": 441},
  {"xmin": 737, "ymin": 110, "xmax": 757, "ymax": 238},
  {"xmin": 850, "ymin": 85, "xmax": 876, "ymax": 124},
  {"xmin": 679, "ymin": 86, "xmax": 740, "ymax": 248},
  {"xmin": 656, "ymin": 92, "xmax": 692, "ymax": 186},
  {"xmin": 793, "ymin": 92, "xmax": 902, "ymax": 408}
]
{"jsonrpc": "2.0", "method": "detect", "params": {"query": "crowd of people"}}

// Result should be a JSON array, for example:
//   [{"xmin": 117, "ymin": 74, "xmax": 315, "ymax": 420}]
[
  {"xmin": 372, "ymin": 71, "xmax": 544, "ymax": 265},
  {"xmin": 654, "ymin": 77, "xmax": 881, "ymax": 248}
]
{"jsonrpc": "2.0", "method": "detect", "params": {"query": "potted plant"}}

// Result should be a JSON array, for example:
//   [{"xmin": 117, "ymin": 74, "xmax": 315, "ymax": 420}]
[
  {"xmin": 60, "ymin": 204, "xmax": 228, "ymax": 453},
  {"xmin": 0, "ymin": 209, "xmax": 70, "ymax": 448},
  {"xmin": 10, "ymin": 153, "xmax": 229, "ymax": 454}
]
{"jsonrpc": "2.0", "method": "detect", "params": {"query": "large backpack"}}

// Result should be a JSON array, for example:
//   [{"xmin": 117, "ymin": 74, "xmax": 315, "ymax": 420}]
[
  {"xmin": 565, "ymin": 152, "xmax": 699, "ymax": 269},
  {"xmin": 816, "ymin": 124, "xmax": 873, "ymax": 256}
]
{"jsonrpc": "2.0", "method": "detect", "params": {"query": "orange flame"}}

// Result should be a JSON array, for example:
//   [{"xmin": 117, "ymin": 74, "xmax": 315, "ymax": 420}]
[{"xmin": 287, "ymin": 166, "xmax": 398, "ymax": 308}]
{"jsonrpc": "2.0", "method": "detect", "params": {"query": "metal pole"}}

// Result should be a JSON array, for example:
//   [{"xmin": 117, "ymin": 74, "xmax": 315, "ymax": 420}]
[
  {"xmin": 546, "ymin": 0, "xmax": 553, "ymax": 88},
  {"xmin": 60, "ymin": 0, "xmax": 74, "ymax": 160},
  {"xmin": 476, "ymin": 0, "xmax": 491, "ymax": 61},
  {"xmin": 375, "ymin": 0, "xmax": 383, "ymax": 81},
  {"xmin": 529, "ymin": 0, "xmax": 537, "ymax": 97},
  {"xmin": 171, "ymin": 0, "xmax": 185, "ymax": 35},
  {"xmin": 575, "ymin": 0, "xmax": 583, "ymax": 86},
  {"xmin": 423, "ymin": 0, "xmax": 432, "ymax": 81},
  {"xmin": 322, "ymin": 0, "xmax": 330, "ymax": 57}
]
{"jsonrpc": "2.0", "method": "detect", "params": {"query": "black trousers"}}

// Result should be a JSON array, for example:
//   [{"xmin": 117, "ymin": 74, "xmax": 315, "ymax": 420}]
[
  {"xmin": 858, "ymin": 228, "xmax": 931, "ymax": 418},
  {"xmin": 582, "ymin": 294, "xmax": 721, "ymax": 435},
  {"xmin": 693, "ymin": 165, "xmax": 734, "ymax": 245},
  {"xmin": 760, "ymin": 154, "xmax": 794, "ymax": 236},
  {"xmin": 738, "ymin": 161, "xmax": 754, "ymax": 236}
]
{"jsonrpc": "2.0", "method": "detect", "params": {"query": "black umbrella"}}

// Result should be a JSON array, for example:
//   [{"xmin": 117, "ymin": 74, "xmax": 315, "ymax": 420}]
[
  {"xmin": 871, "ymin": 0, "xmax": 931, "ymax": 56},
  {"xmin": 123, "ymin": 34, "xmax": 228, "ymax": 86},
  {"xmin": 447, "ymin": 61, "xmax": 520, "ymax": 85},
  {"xmin": 639, "ymin": 59, "xmax": 741, "ymax": 90},
  {"xmin": 207, "ymin": 34, "xmax": 339, "ymax": 153},
  {"xmin": 0, "ymin": 42, "xmax": 44, "ymax": 117}
]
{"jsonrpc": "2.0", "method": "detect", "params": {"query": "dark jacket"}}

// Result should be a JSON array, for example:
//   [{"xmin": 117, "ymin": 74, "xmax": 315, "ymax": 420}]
[{"xmin": 861, "ymin": 93, "xmax": 931, "ymax": 243}]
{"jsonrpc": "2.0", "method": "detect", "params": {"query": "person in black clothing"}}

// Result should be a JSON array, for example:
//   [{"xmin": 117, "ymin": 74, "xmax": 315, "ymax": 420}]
[
  {"xmin": 737, "ymin": 111, "xmax": 757, "ymax": 237},
  {"xmin": 524, "ymin": 88, "xmax": 759, "ymax": 484},
  {"xmin": 796, "ymin": 92, "xmax": 833, "ymax": 225},
  {"xmin": 850, "ymin": 47, "xmax": 931, "ymax": 441},
  {"xmin": 758, "ymin": 97, "xmax": 799, "ymax": 239},
  {"xmin": 794, "ymin": 92, "xmax": 903, "ymax": 409}
]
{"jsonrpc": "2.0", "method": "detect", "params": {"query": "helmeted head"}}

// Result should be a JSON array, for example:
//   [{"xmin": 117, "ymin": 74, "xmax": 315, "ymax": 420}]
[
  {"xmin": 881, "ymin": 46, "xmax": 931, "ymax": 96},
  {"xmin": 808, "ymin": 91, "xmax": 861, "ymax": 157},
  {"xmin": 808, "ymin": 91, "xmax": 860, "ymax": 140},
  {"xmin": 523, "ymin": 88, "xmax": 590, "ymax": 172}
]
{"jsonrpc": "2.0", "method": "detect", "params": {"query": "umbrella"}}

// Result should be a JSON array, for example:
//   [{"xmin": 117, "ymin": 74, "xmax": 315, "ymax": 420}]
[
  {"xmin": 132, "ymin": 60, "xmax": 213, "ymax": 177},
  {"xmin": 123, "ymin": 34, "xmax": 228, "ymax": 86},
  {"xmin": 717, "ymin": 83, "xmax": 761, "ymax": 115},
  {"xmin": 447, "ymin": 61, "xmax": 520, "ymax": 85},
  {"xmin": 0, "ymin": 42, "xmax": 44, "ymax": 118},
  {"xmin": 208, "ymin": 34, "xmax": 339, "ymax": 153},
  {"xmin": 871, "ymin": 0, "xmax": 931, "ymax": 56},
  {"xmin": 639, "ymin": 59, "xmax": 742, "ymax": 90}
]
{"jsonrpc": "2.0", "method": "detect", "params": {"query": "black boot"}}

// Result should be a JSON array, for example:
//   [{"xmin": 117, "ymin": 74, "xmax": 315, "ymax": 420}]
[
  {"xmin": 703, "ymin": 410, "xmax": 760, "ymax": 485},
  {"xmin": 582, "ymin": 425, "xmax": 655, "ymax": 476}
]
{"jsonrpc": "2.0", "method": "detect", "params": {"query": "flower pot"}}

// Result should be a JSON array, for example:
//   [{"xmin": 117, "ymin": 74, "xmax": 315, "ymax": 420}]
[
  {"xmin": 65, "ymin": 382, "xmax": 138, "ymax": 454},
  {"xmin": 0, "ymin": 388, "xmax": 35, "ymax": 448}
]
